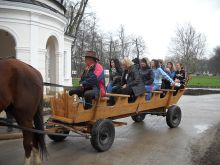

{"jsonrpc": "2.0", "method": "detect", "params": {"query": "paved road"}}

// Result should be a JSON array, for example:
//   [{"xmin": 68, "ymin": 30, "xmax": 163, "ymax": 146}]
[{"xmin": 0, "ymin": 94, "xmax": 220, "ymax": 165}]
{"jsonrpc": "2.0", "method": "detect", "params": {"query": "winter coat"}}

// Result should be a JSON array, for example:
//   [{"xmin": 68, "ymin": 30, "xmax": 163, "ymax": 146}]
[
  {"xmin": 80, "ymin": 63, "xmax": 106, "ymax": 97},
  {"xmin": 152, "ymin": 67, "xmax": 174, "ymax": 87},
  {"xmin": 94, "ymin": 63, "xmax": 106, "ymax": 96},
  {"xmin": 80, "ymin": 65, "xmax": 99, "ymax": 97},
  {"xmin": 109, "ymin": 67, "xmax": 123, "ymax": 86},
  {"xmin": 121, "ymin": 65, "xmax": 145, "ymax": 96},
  {"xmin": 139, "ymin": 67, "xmax": 154, "ymax": 85},
  {"xmin": 174, "ymin": 69, "xmax": 186, "ymax": 85}
]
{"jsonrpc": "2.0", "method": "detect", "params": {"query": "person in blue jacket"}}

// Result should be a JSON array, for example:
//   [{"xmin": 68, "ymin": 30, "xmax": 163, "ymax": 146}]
[
  {"xmin": 151, "ymin": 59, "xmax": 174, "ymax": 91},
  {"xmin": 162, "ymin": 62, "xmax": 176, "ymax": 89}
]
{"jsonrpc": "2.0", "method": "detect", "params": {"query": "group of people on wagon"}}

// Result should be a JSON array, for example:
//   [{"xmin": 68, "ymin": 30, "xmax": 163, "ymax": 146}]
[{"xmin": 69, "ymin": 50, "xmax": 186, "ymax": 109}]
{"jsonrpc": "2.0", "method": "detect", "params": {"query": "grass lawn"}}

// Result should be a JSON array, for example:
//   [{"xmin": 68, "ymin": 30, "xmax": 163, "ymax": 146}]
[
  {"xmin": 72, "ymin": 78, "xmax": 109, "ymax": 87},
  {"xmin": 72, "ymin": 78, "xmax": 80, "ymax": 87},
  {"xmin": 73, "ymin": 76, "xmax": 220, "ymax": 88},
  {"xmin": 187, "ymin": 76, "xmax": 220, "ymax": 88}
]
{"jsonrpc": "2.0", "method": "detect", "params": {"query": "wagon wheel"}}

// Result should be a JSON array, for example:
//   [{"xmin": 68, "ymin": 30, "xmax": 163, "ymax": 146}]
[
  {"xmin": 90, "ymin": 119, "xmax": 115, "ymax": 152},
  {"xmin": 131, "ymin": 113, "xmax": 146, "ymax": 122},
  {"xmin": 46, "ymin": 125, "xmax": 69, "ymax": 142},
  {"xmin": 166, "ymin": 105, "xmax": 182, "ymax": 128},
  {"xmin": 46, "ymin": 119, "xmax": 69, "ymax": 142}
]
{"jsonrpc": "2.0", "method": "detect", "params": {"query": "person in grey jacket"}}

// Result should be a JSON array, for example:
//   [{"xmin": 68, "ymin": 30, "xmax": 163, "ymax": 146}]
[
  {"xmin": 139, "ymin": 58, "xmax": 154, "ymax": 100},
  {"xmin": 109, "ymin": 58, "xmax": 145, "ymax": 105}
]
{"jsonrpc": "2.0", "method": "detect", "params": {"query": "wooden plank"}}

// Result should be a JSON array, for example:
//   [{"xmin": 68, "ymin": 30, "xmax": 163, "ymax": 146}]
[
  {"xmin": 105, "ymin": 93, "xmax": 130, "ymax": 97},
  {"xmin": 152, "ymin": 91, "xmax": 163, "ymax": 94},
  {"xmin": 47, "ymin": 121, "xmax": 91, "ymax": 136},
  {"xmin": 112, "ymin": 121, "xmax": 127, "ymax": 127},
  {"xmin": 0, "ymin": 133, "xmax": 23, "ymax": 140},
  {"xmin": 100, "ymin": 97, "xmax": 109, "ymax": 100},
  {"xmin": 160, "ymin": 89, "xmax": 176, "ymax": 92},
  {"xmin": 51, "ymin": 115, "xmax": 74, "ymax": 124}
]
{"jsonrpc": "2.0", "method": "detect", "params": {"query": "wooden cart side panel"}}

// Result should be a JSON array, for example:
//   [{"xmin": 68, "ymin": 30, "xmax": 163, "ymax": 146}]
[
  {"xmin": 66, "ymin": 96, "xmax": 79, "ymax": 120},
  {"xmin": 50, "ymin": 95, "xmax": 65, "ymax": 117},
  {"xmin": 72, "ymin": 96, "xmax": 138, "ymax": 123},
  {"xmin": 169, "ymin": 89, "xmax": 185, "ymax": 105},
  {"xmin": 139, "ymin": 92, "xmax": 168, "ymax": 111},
  {"xmin": 50, "ymin": 88, "xmax": 185, "ymax": 124}
]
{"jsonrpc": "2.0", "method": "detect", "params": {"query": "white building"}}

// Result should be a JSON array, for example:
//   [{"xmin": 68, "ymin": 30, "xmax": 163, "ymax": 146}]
[{"xmin": 0, "ymin": 0, "xmax": 73, "ymax": 90}]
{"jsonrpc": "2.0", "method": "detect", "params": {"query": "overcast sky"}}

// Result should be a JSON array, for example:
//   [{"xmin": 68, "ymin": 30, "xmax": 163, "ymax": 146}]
[{"xmin": 89, "ymin": 0, "xmax": 220, "ymax": 60}]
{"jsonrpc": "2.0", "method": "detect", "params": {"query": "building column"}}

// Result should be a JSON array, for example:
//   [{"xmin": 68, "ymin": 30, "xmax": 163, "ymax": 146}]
[
  {"xmin": 30, "ymin": 12, "xmax": 39, "ymax": 68},
  {"xmin": 55, "ymin": 51, "xmax": 63, "ymax": 85},
  {"xmin": 38, "ymin": 49, "xmax": 47, "ymax": 82}
]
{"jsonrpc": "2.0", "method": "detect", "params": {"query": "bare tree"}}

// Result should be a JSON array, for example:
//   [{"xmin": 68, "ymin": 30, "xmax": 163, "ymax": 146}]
[
  {"xmin": 107, "ymin": 33, "xmax": 115, "ymax": 59},
  {"xmin": 118, "ymin": 25, "xmax": 126, "ymax": 58},
  {"xmin": 70, "ymin": 11, "xmax": 148, "ymax": 74},
  {"xmin": 65, "ymin": 0, "xmax": 89, "ymax": 40},
  {"xmin": 106, "ymin": 33, "xmax": 120, "ymax": 59},
  {"xmin": 208, "ymin": 46, "xmax": 220, "ymax": 75},
  {"xmin": 64, "ymin": 0, "xmax": 89, "ymax": 76},
  {"xmin": 72, "ymin": 18, "xmax": 88, "ymax": 75},
  {"xmin": 131, "ymin": 36, "xmax": 146, "ymax": 59},
  {"xmin": 168, "ymin": 23, "xmax": 206, "ymax": 73}
]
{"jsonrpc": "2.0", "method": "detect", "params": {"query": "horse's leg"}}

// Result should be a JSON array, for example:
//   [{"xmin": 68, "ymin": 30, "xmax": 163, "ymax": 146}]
[
  {"xmin": 22, "ymin": 129, "xmax": 33, "ymax": 165},
  {"xmin": 32, "ymin": 99, "xmax": 46, "ymax": 165},
  {"xmin": 32, "ymin": 138, "xmax": 41, "ymax": 165},
  {"xmin": 11, "ymin": 110, "xmax": 33, "ymax": 165},
  {"xmin": 23, "ymin": 126, "xmax": 35, "ymax": 165},
  {"xmin": 24, "ymin": 156, "xmax": 31, "ymax": 165}
]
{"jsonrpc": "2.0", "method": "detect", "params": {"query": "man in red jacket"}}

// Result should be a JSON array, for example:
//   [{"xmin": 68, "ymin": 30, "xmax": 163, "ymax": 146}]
[{"xmin": 69, "ymin": 51, "xmax": 106, "ymax": 109}]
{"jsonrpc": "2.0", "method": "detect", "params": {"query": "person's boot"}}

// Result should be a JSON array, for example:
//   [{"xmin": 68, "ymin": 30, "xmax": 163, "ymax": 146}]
[
  {"xmin": 69, "ymin": 89, "xmax": 75, "ymax": 96},
  {"xmin": 84, "ymin": 100, "xmax": 92, "ymax": 110},
  {"xmin": 107, "ymin": 96, "xmax": 115, "ymax": 106}
]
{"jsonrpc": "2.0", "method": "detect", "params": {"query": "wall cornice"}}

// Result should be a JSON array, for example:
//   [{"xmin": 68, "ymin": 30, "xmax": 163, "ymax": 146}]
[
  {"xmin": 2, "ymin": 0, "xmax": 66, "ymax": 14},
  {"xmin": 0, "ymin": 0, "xmax": 67, "ymax": 25}
]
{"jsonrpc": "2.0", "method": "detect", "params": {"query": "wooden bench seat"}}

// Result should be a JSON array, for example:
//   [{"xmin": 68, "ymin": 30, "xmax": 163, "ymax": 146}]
[
  {"xmin": 105, "ymin": 93, "xmax": 130, "ymax": 97},
  {"xmin": 151, "ymin": 91, "xmax": 163, "ymax": 94},
  {"xmin": 100, "ymin": 97, "xmax": 109, "ymax": 101},
  {"xmin": 160, "ymin": 89, "xmax": 176, "ymax": 92}
]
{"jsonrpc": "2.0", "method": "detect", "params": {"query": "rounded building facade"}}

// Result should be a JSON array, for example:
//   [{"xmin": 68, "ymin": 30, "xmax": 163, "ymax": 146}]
[{"xmin": 0, "ymin": 0, "xmax": 73, "ymax": 89}]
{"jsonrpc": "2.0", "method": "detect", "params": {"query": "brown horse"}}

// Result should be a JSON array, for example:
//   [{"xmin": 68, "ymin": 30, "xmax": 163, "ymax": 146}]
[{"xmin": 0, "ymin": 58, "xmax": 47, "ymax": 165}]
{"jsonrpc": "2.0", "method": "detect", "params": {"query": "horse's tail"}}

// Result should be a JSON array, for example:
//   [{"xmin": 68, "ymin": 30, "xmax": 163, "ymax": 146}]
[{"xmin": 34, "ymin": 94, "xmax": 48, "ymax": 158}]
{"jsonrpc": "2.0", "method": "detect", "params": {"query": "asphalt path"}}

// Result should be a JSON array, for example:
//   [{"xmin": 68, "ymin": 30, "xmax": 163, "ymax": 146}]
[{"xmin": 0, "ymin": 94, "xmax": 220, "ymax": 165}]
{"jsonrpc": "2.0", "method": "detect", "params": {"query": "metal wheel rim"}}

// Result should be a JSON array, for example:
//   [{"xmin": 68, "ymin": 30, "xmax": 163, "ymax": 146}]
[
  {"xmin": 172, "ymin": 110, "xmax": 180, "ymax": 124},
  {"xmin": 99, "ymin": 127, "xmax": 111, "ymax": 145}
]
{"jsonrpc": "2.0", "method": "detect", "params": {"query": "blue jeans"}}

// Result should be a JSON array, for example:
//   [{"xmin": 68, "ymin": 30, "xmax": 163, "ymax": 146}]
[
  {"xmin": 152, "ymin": 84, "xmax": 161, "ymax": 91},
  {"xmin": 107, "ymin": 82, "xmax": 113, "ymax": 93},
  {"xmin": 145, "ymin": 85, "xmax": 153, "ymax": 100}
]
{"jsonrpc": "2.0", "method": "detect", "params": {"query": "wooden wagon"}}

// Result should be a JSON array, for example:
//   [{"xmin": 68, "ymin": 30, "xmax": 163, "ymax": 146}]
[{"xmin": 46, "ymin": 88, "xmax": 185, "ymax": 152}]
